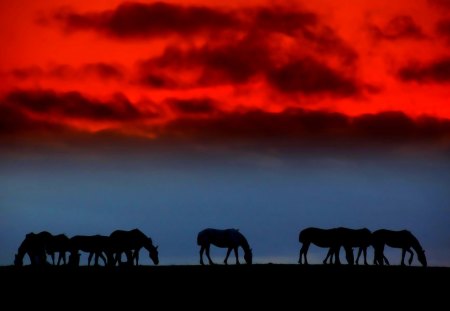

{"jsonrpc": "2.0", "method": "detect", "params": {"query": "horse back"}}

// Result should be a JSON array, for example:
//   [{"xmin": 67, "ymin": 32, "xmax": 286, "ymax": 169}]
[
  {"xmin": 110, "ymin": 228, "xmax": 149, "ymax": 250},
  {"xmin": 197, "ymin": 228, "xmax": 238, "ymax": 248}
]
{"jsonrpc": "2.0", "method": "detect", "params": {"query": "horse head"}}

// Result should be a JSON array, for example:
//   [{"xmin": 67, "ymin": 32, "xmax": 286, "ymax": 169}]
[
  {"xmin": 418, "ymin": 249, "xmax": 427, "ymax": 267},
  {"xmin": 244, "ymin": 248, "xmax": 253, "ymax": 265},
  {"xmin": 149, "ymin": 245, "xmax": 159, "ymax": 265}
]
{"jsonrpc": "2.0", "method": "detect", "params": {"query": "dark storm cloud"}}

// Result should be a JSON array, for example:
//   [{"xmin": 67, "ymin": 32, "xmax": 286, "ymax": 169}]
[
  {"xmin": 50, "ymin": 2, "xmax": 361, "ymax": 96},
  {"xmin": 139, "ymin": 40, "xmax": 359, "ymax": 96},
  {"xmin": 0, "ymin": 104, "xmax": 66, "ymax": 135},
  {"xmin": 53, "ymin": 2, "xmax": 241, "ymax": 38},
  {"xmin": 11, "ymin": 63, "xmax": 124, "ymax": 81},
  {"xmin": 398, "ymin": 57, "xmax": 450, "ymax": 83},
  {"xmin": 5, "ymin": 89, "xmax": 141, "ymax": 121},
  {"xmin": 141, "ymin": 36, "xmax": 272, "ymax": 85},
  {"xmin": 267, "ymin": 58, "xmax": 359, "ymax": 96},
  {"xmin": 166, "ymin": 98, "xmax": 219, "ymax": 115},
  {"xmin": 50, "ymin": 2, "xmax": 357, "ymax": 64},
  {"xmin": 369, "ymin": 16, "xmax": 426, "ymax": 40},
  {"xmin": 81, "ymin": 63, "xmax": 124, "ymax": 80},
  {"xmin": 160, "ymin": 108, "xmax": 450, "ymax": 146}
]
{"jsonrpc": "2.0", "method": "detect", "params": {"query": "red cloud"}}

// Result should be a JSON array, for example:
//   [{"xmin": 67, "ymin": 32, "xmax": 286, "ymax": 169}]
[
  {"xmin": 160, "ymin": 108, "xmax": 450, "ymax": 146},
  {"xmin": 5, "ymin": 89, "xmax": 141, "ymax": 121},
  {"xmin": 166, "ymin": 98, "xmax": 219, "ymax": 115},
  {"xmin": 53, "ymin": 2, "xmax": 241, "ymax": 38},
  {"xmin": 267, "ymin": 58, "xmax": 359, "ymax": 96},
  {"xmin": 398, "ymin": 57, "xmax": 450, "ymax": 83},
  {"xmin": 11, "ymin": 63, "xmax": 123, "ymax": 81},
  {"xmin": 369, "ymin": 16, "xmax": 426, "ymax": 41},
  {"xmin": 138, "ymin": 38, "xmax": 359, "ymax": 96},
  {"xmin": 2, "ymin": 90, "xmax": 450, "ymax": 151},
  {"xmin": 436, "ymin": 19, "xmax": 450, "ymax": 44}
]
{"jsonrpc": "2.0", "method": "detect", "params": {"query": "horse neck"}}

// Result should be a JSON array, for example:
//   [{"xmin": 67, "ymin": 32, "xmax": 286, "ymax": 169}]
[
  {"xmin": 16, "ymin": 241, "xmax": 28, "ymax": 260},
  {"xmin": 143, "ymin": 238, "xmax": 156, "ymax": 252},
  {"xmin": 409, "ymin": 235, "xmax": 423, "ymax": 253},
  {"xmin": 239, "ymin": 236, "xmax": 250, "ymax": 254}
]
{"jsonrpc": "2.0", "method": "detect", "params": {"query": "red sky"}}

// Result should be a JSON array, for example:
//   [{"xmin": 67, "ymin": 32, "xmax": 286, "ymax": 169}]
[{"xmin": 1, "ymin": 0, "xmax": 450, "ymax": 149}]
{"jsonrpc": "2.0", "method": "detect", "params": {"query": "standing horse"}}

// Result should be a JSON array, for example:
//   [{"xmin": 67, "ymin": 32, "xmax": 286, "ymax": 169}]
[
  {"xmin": 197, "ymin": 228, "xmax": 252, "ymax": 265},
  {"xmin": 14, "ymin": 232, "xmax": 51, "ymax": 266},
  {"xmin": 372, "ymin": 229, "xmax": 427, "ymax": 267},
  {"xmin": 109, "ymin": 229, "xmax": 159, "ymax": 266},
  {"xmin": 298, "ymin": 227, "xmax": 354, "ymax": 265}
]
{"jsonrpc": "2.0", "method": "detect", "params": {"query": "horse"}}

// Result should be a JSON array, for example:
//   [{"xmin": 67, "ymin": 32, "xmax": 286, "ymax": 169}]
[
  {"xmin": 298, "ymin": 227, "xmax": 354, "ymax": 265},
  {"xmin": 197, "ymin": 228, "xmax": 252, "ymax": 265},
  {"xmin": 69, "ymin": 235, "xmax": 111, "ymax": 266},
  {"xmin": 14, "ymin": 231, "xmax": 51, "ymax": 266},
  {"xmin": 323, "ymin": 228, "xmax": 372, "ymax": 265},
  {"xmin": 46, "ymin": 234, "xmax": 70, "ymax": 265},
  {"xmin": 109, "ymin": 229, "xmax": 159, "ymax": 266},
  {"xmin": 372, "ymin": 229, "xmax": 427, "ymax": 267}
]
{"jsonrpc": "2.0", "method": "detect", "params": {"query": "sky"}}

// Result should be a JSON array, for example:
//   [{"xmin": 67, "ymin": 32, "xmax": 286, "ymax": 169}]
[{"xmin": 1, "ymin": 0, "xmax": 450, "ymax": 266}]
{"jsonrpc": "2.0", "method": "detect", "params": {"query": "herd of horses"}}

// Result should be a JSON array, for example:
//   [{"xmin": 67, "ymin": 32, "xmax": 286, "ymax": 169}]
[
  {"xmin": 14, "ymin": 229, "xmax": 159, "ymax": 267},
  {"xmin": 13, "ymin": 227, "xmax": 427, "ymax": 267},
  {"xmin": 298, "ymin": 227, "xmax": 427, "ymax": 267}
]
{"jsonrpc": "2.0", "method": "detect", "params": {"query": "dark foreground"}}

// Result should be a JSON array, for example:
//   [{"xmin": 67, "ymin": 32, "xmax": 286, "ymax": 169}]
[{"xmin": 2, "ymin": 265, "xmax": 448, "ymax": 307}]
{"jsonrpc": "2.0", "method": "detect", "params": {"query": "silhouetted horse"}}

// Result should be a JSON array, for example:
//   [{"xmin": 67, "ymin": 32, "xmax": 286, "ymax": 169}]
[
  {"xmin": 14, "ymin": 231, "xmax": 51, "ymax": 266},
  {"xmin": 197, "ymin": 228, "xmax": 252, "ymax": 265},
  {"xmin": 298, "ymin": 227, "xmax": 354, "ymax": 265},
  {"xmin": 69, "ymin": 235, "xmax": 111, "ymax": 266},
  {"xmin": 109, "ymin": 229, "xmax": 159, "ymax": 266},
  {"xmin": 46, "ymin": 234, "xmax": 70, "ymax": 265},
  {"xmin": 372, "ymin": 229, "xmax": 427, "ymax": 267},
  {"xmin": 323, "ymin": 228, "xmax": 372, "ymax": 265}
]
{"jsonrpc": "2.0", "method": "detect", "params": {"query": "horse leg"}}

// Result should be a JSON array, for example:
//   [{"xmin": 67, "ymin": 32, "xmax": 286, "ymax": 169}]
[
  {"xmin": 323, "ymin": 248, "xmax": 333, "ymax": 264},
  {"xmin": 99, "ymin": 252, "xmax": 107, "ymax": 266},
  {"xmin": 57, "ymin": 252, "xmax": 65, "ymax": 265},
  {"xmin": 299, "ymin": 243, "xmax": 310, "ymax": 265},
  {"xmin": 125, "ymin": 250, "xmax": 133, "ymax": 265},
  {"xmin": 115, "ymin": 252, "xmax": 123, "ymax": 265},
  {"xmin": 199, "ymin": 246, "xmax": 205, "ymax": 265},
  {"xmin": 205, "ymin": 245, "xmax": 214, "ymax": 265},
  {"xmin": 355, "ymin": 247, "xmax": 362, "ymax": 265},
  {"xmin": 49, "ymin": 252, "xmax": 55, "ymax": 265},
  {"xmin": 334, "ymin": 246, "xmax": 342, "ymax": 265},
  {"xmin": 401, "ymin": 248, "xmax": 406, "ymax": 266},
  {"xmin": 224, "ymin": 248, "xmax": 232, "ymax": 265},
  {"xmin": 363, "ymin": 247, "xmax": 368, "ymax": 265},
  {"xmin": 234, "ymin": 247, "xmax": 240, "ymax": 265},
  {"xmin": 373, "ymin": 244, "xmax": 385, "ymax": 265},
  {"xmin": 88, "ymin": 252, "xmax": 94, "ymax": 266},
  {"xmin": 407, "ymin": 248, "xmax": 414, "ymax": 265},
  {"xmin": 134, "ymin": 250, "xmax": 140, "ymax": 265},
  {"xmin": 344, "ymin": 246, "xmax": 354, "ymax": 265}
]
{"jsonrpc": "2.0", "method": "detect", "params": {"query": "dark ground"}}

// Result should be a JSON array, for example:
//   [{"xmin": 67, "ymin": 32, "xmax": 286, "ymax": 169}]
[{"xmin": 1, "ymin": 264, "xmax": 448, "ymax": 308}]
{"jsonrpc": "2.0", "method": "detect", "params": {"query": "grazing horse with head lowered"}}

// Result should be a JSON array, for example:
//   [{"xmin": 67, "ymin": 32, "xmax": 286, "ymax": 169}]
[
  {"xmin": 372, "ymin": 229, "xmax": 427, "ymax": 267},
  {"xmin": 14, "ymin": 231, "xmax": 51, "ymax": 266},
  {"xmin": 197, "ymin": 228, "xmax": 252, "ymax": 265},
  {"xmin": 109, "ymin": 229, "xmax": 159, "ymax": 266},
  {"xmin": 298, "ymin": 227, "xmax": 354, "ymax": 265}
]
